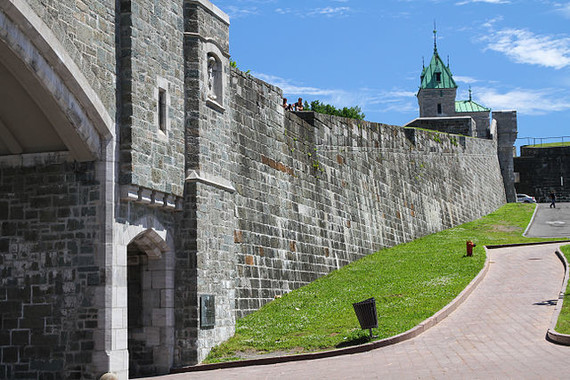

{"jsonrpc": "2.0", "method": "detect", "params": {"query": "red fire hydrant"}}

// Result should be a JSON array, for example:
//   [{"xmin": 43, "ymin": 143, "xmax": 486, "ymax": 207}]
[{"xmin": 466, "ymin": 240, "xmax": 476, "ymax": 257}]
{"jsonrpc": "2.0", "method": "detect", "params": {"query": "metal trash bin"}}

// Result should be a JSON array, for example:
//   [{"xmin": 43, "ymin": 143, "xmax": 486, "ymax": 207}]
[{"xmin": 352, "ymin": 297, "xmax": 378, "ymax": 338}]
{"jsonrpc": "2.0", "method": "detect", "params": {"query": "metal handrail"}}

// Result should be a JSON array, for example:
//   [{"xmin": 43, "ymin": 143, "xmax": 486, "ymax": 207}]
[{"xmin": 517, "ymin": 136, "xmax": 570, "ymax": 147}]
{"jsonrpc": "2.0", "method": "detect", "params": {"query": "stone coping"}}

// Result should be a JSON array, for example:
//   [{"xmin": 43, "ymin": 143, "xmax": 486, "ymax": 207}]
[
  {"xmin": 547, "ymin": 247, "xmax": 570, "ymax": 345},
  {"xmin": 171, "ymin": 245, "xmax": 493, "ymax": 374}
]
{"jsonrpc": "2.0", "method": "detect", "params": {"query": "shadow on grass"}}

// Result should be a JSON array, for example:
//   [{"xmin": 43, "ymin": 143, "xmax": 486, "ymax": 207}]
[{"xmin": 335, "ymin": 335, "xmax": 371, "ymax": 349}]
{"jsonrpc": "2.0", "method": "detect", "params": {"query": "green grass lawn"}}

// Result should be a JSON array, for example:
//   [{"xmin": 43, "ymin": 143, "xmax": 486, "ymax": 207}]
[
  {"xmin": 206, "ymin": 203, "xmax": 557, "ymax": 363},
  {"xmin": 525, "ymin": 141, "xmax": 570, "ymax": 148},
  {"xmin": 555, "ymin": 245, "xmax": 570, "ymax": 334}
]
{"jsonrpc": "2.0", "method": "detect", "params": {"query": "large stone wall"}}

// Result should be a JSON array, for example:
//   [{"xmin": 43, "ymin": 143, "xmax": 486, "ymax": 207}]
[
  {"xmin": 0, "ymin": 0, "xmax": 515, "ymax": 376},
  {"xmin": 514, "ymin": 145, "xmax": 570, "ymax": 202},
  {"xmin": 26, "ymin": 0, "xmax": 116, "ymax": 114},
  {"xmin": 229, "ymin": 69, "xmax": 507, "ymax": 317},
  {"xmin": 494, "ymin": 111, "xmax": 518, "ymax": 203},
  {"xmin": 0, "ymin": 161, "xmax": 102, "ymax": 379},
  {"xmin": 118, "ymin": 0, "xmax": 186, "ymax": 196},
  {"xmin": 405, "ymin": 116, "xmax": 474, "ymax": 137}
]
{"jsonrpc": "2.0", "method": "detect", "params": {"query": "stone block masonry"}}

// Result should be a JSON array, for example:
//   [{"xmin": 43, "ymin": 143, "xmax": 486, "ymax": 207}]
[
  {"xmin": 0, "ymin": 162, "xmax": 102, "ymax": 379},
  {"xmin": 0, "ymin": 0, "xmax": 514, "ymax": 376},
  {"xmin": 229, "ymin": 69, "xmax": 506, "ymax": 318},
  {"xmin": 515, "ymin": 145, "xmax": 570, "ymax": 202}
]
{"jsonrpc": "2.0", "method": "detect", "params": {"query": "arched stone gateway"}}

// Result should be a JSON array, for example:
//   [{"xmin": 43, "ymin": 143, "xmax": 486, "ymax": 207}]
[{"xmin": 126, "ymin": 229, "xmax": 173, "ymax": 378}]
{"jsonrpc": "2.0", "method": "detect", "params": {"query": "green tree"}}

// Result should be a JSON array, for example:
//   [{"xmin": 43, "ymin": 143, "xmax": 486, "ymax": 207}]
[{"xmin": 302, "ymin": 100, "xmax": 365, "ymax": 120}]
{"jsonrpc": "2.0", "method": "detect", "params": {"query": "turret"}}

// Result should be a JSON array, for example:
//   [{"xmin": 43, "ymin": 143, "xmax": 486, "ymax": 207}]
[{"xmin": 417, "ymin": 28, "xmax": 457, "ymax": 117}]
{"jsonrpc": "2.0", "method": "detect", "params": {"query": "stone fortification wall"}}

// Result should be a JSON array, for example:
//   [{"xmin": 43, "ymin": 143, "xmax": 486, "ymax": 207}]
[
  {"xmin": 405, "ymin": 116, "xmax": 474, "ymax": 137},
  {"xmin": 515, "ymin": 146, "xmax": 570, "ymax": 202},
  {"xmin": 229, "ymin": 69, "xmax": 507, "ymax": 317},
  {"xmin": 494, "ymin": 111, "xmax": 517, "ymax": 203},
  {"xmin": 118, "ymin": 0, "xmax": 186, "ymax": 196},
  {"xmin": 25, "ymin": 0, "xmax": 116, "ymax": 114},
  {"xmin": 460, "ymin": 111, "xmax": 490, "ymax": 138},
  {"xmin": 0, "ymin": 162, "xmax": 102, "ymax": 379}
]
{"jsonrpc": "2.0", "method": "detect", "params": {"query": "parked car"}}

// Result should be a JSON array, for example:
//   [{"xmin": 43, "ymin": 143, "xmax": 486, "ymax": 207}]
[{"xmin": 516, "ymin": 193, "xmax": 536, "ymax": 203}]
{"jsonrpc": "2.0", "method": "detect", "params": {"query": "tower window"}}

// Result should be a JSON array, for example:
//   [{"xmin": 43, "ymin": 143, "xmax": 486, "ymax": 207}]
[
  {"xmin": 435, "ymin": 72, "xmax": 441, "ymax": 82},
  {"xmin": 158, "ymin": 88, "xmax": 166, "ymax": 133},
  {"xmin": 437, "ymin": 103, "xmax": 442, "ymax": 114}
]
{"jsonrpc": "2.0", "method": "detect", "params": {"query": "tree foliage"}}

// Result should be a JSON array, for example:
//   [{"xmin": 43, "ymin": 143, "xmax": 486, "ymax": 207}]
[{"xmin": 303, "ymin": 100, "xmax": 365, "ymax": 120}]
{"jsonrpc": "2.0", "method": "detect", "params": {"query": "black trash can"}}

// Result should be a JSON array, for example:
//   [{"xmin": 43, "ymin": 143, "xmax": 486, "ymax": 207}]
[{"xmin": 352, "ymin": 297, "xmax": 378, "ymax": 338}]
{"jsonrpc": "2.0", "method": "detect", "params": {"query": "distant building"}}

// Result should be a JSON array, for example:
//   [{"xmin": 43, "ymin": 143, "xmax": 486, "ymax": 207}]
[
  {"xmin": 514, "ymin": 144, "xmax": 570, "ymax": 202},
  {"xmin": 405, "ymin": 30, "xmax": 518, "ymax": 202}
]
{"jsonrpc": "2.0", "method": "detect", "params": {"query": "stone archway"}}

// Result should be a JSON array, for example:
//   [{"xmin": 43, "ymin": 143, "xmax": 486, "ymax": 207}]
[{"xmin": 126, "ymin": 229, "xmax": 173, "ymax": 378}]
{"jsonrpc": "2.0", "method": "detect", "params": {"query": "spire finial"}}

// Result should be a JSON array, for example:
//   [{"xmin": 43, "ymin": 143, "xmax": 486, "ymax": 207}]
[
  {"xmin": 447, "ymin": 55, "xmax": 450, "ymax": 68},
  {"xmin": 433, "ymin": 21, "xmax": 438, "ymax": 53},
  {"xmin": 469, "ymin": 86, "xmax": 472, "ymax": 101},
  {"xmin": 422, "ymin": 56, "xmax": 425, "ymax": 69}
]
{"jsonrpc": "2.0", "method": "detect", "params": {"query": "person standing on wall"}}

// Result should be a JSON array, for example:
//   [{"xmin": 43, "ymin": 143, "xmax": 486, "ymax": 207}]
[{"xmin": 549, "ymin": 192, "xmax": 556, "ymax": 208}]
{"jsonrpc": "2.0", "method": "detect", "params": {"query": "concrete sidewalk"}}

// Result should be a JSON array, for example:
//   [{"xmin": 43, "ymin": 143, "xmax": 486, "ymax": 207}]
[
  {"xmin": 153, "ymin": 243, "xmax": 570, "ymax": 379},
  {"xmin": 525, "ymin": 203, "xmax": 570, "ymax": 238}
]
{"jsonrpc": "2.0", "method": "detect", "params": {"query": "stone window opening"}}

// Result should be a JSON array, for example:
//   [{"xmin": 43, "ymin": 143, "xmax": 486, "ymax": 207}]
[
  {"xmin": 158, "ymin": 88, "xmax": 167, "ymax": 134},
  {"xmin": 437, "ymin": 103, "xmax": 442, "ymax": 114}
]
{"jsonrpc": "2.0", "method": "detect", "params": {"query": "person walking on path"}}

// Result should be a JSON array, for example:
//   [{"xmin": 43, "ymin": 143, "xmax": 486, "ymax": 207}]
[{"xmin": 549, "ymin": 192, "xmax": 556, "ymax": 208}]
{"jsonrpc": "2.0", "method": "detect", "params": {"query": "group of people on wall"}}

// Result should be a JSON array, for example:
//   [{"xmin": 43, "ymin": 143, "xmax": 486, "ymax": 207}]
[{"xmin": 282, "ymin": 97, "xmax": 304, "ymax": 111}]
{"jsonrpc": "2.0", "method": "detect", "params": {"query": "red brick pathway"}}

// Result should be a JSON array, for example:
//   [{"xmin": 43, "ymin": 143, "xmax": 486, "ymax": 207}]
[{"xmin": 154, "ymin": 243, "xmax": 570, "ymax": 379}]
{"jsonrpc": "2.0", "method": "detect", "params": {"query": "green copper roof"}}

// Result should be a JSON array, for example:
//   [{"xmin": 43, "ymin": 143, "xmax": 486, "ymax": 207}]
[
  {"xmin": 420, "ymin": 52, "xmax": 457, "ymax": 89},
  {"xmin": 455, "ymin": 100, "xmax": 490, "ymax": 113}
]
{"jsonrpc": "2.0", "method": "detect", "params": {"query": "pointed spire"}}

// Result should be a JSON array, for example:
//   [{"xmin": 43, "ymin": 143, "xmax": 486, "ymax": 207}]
[{"xmin": 433, "ymin": 21, "xmax": 438, "ymax": 53}]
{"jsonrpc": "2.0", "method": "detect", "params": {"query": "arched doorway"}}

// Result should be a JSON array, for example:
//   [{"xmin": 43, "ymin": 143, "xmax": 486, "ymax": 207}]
[{"xmin": 126, "ymin": 229, "xmax": 173, "ymax": 378}]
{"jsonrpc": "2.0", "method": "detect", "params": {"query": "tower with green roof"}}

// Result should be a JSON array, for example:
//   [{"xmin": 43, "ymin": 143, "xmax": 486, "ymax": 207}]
[
  {"xmin": 408, "ymin": 27, "xmax": 518, "ymax": 202},
  {"xmin": 417, "ymin": 29, "xmax": 458, "ymax": 118}
]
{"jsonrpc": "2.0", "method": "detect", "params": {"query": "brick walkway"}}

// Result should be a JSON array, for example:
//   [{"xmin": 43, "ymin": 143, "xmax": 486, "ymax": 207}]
[{"xmin": 156, "ymin": 243, "xmax": 570, "ymax": 379}]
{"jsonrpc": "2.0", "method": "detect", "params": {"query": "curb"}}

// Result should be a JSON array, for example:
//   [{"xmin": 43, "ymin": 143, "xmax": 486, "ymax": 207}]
[
  {"xmin": 171, "ymin": 249, "xmax": 492, "ymax": 374},
  {"xmin": 484, "ymin": 240, "xmax": 570, "ymax": 249},
  {"xmin": 547, "ymin": 247, "xmax": 570, "ymax": 345},
  {"xmin": 522, "ymin": 203, "xmax": 540, "ymax": 237}
]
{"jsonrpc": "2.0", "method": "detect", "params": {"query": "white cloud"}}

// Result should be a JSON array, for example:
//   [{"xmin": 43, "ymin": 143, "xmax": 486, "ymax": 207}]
[
  {"xmin": 252, "ymin": 72, "xmax": 342, "ymax": 97},
  {"xmin": 481, "ymin": 28, "xmax": 570, "ymax": 69},
  {"xmin": 553, "ymin": 2, "xmax": 570, "ymax": 18},
  {"xmin": 275, "ymin": 8, "xmax": 292, "ymax": 15},
  {"xmin": 252, "ymin": 72, "xmax": 417, "ymax": 115},
  {"xmin": 456, "ymin": 0, "xmax": 509, "ymax": 5},
  {"xmin": 475, "ymin": 87, "xmax": 570, "ymax": 115},
  {"xmin": 275, "ymin": 6, "xmax": 352, "ymax": 18},
  {"xmin": 308, "ymin": 6, "xmax": 351, "ymax": 17},
  {"xmin": 224, "ymin": 6, "xmax": 259, "ymax": 19},
  {"xmin": 454, "ymin": 75, "xmax": 479, "ymax": 84}
]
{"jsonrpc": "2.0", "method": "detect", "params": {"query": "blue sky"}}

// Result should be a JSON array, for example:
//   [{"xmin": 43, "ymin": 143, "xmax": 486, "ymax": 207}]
[{"xmin": 213, "ymin": 0, "xmax": 570, "ymax": 149}]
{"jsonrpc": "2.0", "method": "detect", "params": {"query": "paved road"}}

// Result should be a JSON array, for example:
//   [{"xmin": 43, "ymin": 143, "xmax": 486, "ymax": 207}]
[
  {"xmin": 155, "ymin": 243, "xmax": 570, "ymax": 379},
  {"xmin": 525, "ymin": 202, "xmax": 570, "ymax": 238}
]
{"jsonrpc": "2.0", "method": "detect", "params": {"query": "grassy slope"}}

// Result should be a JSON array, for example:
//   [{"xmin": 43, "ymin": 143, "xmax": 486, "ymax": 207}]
[
  {"xmin": 555, "ymin": 245, "xmax": 570, "ymax": 334},
  {"xmin": 525, "ymin": 142, "xmax": 570, "ymax": 148},
  {"xmin": 206, "ymin": 203, "xmax": 557, "ymax": 363}
]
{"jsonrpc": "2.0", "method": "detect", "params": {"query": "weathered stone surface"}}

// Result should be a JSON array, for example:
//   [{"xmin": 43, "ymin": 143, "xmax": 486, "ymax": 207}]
[
  {"xmin": 228, "ymin": 69, "xmax": 506, "ymax": 318},
  {"xmin": 0, "ymin": 1, "xmax": 514, "ymax": 378},
  {"xmin": 515, "ymin": 145, "xmax": 570, "ymax": 202},
  {"xmin": 0, "ymin": 162, "xmax": 101, "ymax": 379}
]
